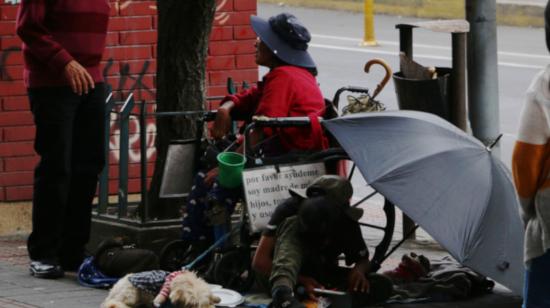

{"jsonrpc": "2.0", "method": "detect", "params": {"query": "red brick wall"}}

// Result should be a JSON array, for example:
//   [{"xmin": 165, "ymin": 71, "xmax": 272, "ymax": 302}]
[{"xmin": 0, "ymin": 0, "xmax": 258, "ymax": 202}]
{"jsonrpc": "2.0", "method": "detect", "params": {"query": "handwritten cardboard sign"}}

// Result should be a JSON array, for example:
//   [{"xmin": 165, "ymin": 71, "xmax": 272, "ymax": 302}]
[{"xmin": 242, "ymin": 162, "xmax": 326, "ymax": 233}]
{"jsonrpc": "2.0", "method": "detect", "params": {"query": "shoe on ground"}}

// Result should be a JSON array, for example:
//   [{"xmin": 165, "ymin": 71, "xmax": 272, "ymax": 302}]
[
  {"xmin": 269, "ymin": 286, "xmax": 305, "ymax": 308},
  {"xmin": 29, "ymin": 260, "xmax": 64, "ymax": 279}
]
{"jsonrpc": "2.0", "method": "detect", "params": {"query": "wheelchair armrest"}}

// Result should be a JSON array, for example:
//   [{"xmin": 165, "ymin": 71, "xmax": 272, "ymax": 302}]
[
  {"xmin": 243, "ymin": 116, "xmax": 326, "ymax": 160},
  {"xmin": 250, "ymin": 115, "xmax": 321, "ymax": 127}
]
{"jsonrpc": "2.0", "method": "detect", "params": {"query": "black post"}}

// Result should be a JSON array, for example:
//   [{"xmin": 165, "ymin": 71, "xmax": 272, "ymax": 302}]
[
  {"xmin": 397, "ymin": 24, "xmax": 416, "ymax": 240},
  {"xmin": 139, "ymin": 100, "xmax": 149, "ymax": 223},
  {"xmin": 451, "ymin": 32, "xmax": 468, "ymax": 131},
  {"xmin": 117, "ymin": 93, "xmax": 135, "ymax": 218},
  {"xmin": 98, "ymin": 92, "xmax": 115, "ymax": 214},
  {"xmin": 398, "ymin": 25, "xmax": 413, "ymax": 59}
]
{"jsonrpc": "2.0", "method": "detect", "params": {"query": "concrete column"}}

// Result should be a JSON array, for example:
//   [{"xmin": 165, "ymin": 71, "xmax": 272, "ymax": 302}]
[{"xmin": 466, "ymin": 0, "xmax": 501, "ymax": 154}]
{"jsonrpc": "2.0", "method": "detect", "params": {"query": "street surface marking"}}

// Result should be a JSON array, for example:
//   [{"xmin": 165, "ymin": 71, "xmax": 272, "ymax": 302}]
[
  {"xmin": 312, "ymin": 34, "xmax": 550, "ymax": 68},
  {"xmin": 310, "ymin": 43, "xmax": 545, "ymax": 70},
  {"xmin": 313, "ymin": 34, "xmax": 550, "ymax": 59}
]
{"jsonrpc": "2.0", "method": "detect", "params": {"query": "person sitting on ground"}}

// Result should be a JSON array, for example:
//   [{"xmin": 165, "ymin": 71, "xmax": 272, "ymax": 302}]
[
  {"xmin": 252, "ymin": 176, "xmax": 393, "ymax": 308},
  {"xmin": 252, "ymin": 175, "xmax": 362, "ymax": 276},
  {"xmin": 180, "ymin": 12, "xmax": 326, "ymax": 256}
]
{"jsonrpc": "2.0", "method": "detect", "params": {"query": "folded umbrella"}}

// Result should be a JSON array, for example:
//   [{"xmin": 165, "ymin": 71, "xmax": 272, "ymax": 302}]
[{"xmin": 323, "ymin": 111, "xmax": 524, "ymax": 295}]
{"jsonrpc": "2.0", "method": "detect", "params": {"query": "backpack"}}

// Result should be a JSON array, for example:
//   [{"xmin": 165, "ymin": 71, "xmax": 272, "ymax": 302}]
[{"xmin": 94, "ymin": 238, "xmax": 160, "ymax": 278}]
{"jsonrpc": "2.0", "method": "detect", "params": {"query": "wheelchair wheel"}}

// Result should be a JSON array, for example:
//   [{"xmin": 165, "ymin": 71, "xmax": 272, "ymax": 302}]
[
  {"xmin": 159, "ymin": 240, "xmax": 192, "ymax": 272},
  {"xmin": 159, "ymin": 239, "xmax": 212, "ymax": 273},
  {"xmin": 213, "ymin": 248, "xmax": 255, "ymax": 293},
  {"xmin": 365, "ymin": 198, "xmax": 395, "ymax": 272}
]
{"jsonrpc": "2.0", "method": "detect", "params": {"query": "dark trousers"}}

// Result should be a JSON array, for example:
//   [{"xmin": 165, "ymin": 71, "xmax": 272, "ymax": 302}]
[
  {"xmin": 524, "ymin": 249, "xmax": 550, "ymax": 308},
  {"xmin": 181, "ymin": 172, "xmax": 242, "ymax": 243},
  {"xmin": 270, "ymin": 216, "xmax": 346, "ymax": 290},
  {"xmin": 27, "ymin": 84, "xmax": 106, "ymax": 265}
]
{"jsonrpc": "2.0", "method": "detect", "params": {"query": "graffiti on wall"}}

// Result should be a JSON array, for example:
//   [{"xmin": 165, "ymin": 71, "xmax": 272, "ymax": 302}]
[
  {"xmin": 1, "ymin": 0, "xmax": 233, "ymax": 163},
  {"xmin": 102, "ymin": 58, "xmax": 155, "ymax": 100},
  {"xmin": 102, "ymin": 58, "xmax": 157, "ymax": 163},
  {"xmin": 101, "ymin": 0, "xmax": 231, "ymax": 163},
  {"xmin": 0, "ymin": 48, "xmax": 158, "ymax": 163},
  {"xmin": 109, "ymin": 111, "xmax": 157, "ymax": 163},
  {"xmin": 215, "ymin": 0, "xmax": 230, "ymax": 25},
  {"xmin": 0, "ymin": 46, "xmax": 20, "ymax": 81}
]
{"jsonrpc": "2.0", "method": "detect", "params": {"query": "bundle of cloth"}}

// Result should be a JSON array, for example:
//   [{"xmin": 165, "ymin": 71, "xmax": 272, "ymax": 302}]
[{"xmin": 383, "ymin": 254, "xmax": 495, "ymax": 304}]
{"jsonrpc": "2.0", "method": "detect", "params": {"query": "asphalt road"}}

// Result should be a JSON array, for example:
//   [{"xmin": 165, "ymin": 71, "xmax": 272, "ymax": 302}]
[{"xmin": 258, "ymin": 3, "xmax": 550, "ymax": 168}]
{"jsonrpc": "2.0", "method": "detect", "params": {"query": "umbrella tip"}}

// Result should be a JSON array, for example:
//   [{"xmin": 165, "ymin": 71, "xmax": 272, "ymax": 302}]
[{"xmin": 486, "ymin": 134, "xmax": 504, "ymax": 152}]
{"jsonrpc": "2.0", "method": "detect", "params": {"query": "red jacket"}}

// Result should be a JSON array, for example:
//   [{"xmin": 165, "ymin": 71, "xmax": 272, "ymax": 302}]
[
  {"xmin": 224, "ymin": 65, "xmax": 326, "ymax": 151},
  {"xmin": 16, "ymin": 0, "xmax": 110, "ymax": 88}
]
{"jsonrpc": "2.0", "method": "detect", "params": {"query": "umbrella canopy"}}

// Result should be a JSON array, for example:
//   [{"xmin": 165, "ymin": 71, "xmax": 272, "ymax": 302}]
[{"xmin": 323, "ymin": 111, "xmax": 524, "ymax": 295}]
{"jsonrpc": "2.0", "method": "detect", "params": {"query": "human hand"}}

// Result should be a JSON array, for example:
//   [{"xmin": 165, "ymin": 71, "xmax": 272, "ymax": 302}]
[
  {"xmin": 204, "ymin": 167, "xmax": 219, "ymax": 186},
  {"xmin": 298, "ymin": 275, "xmax": 324, "ymax": 301},
  {"xmin": 211, "ymin": 107, "xmax": 232, "ymax": 139},
  {"xmin": 348, "ymin": 267, "xmax": 369, "ymax": 293},
  {"xmin": 64, "ymin": 60, "xmax": 95, "ymax": 95}
]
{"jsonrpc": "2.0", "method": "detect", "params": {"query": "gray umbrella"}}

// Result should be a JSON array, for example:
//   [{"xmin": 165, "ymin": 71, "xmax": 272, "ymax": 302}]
[{"xmin": 323, "ymin": 111, "xmax": 524, "ymax": 295}]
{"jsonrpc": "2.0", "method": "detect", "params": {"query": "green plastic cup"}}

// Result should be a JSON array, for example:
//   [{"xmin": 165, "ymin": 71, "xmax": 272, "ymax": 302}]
[{"xmin": 217, "ymin": 152, "xmax": 246, "ymax": 188}]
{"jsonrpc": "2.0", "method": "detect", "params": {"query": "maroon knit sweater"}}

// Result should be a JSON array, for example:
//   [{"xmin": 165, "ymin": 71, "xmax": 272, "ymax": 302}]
[{"xmin": 16, "ymin": 0, "xmax": 110, "ymax": 88}]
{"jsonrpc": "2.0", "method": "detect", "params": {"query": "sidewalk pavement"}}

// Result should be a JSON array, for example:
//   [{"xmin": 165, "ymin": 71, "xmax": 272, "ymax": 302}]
[
  {"xmin": 0, "ymin": 192, "xmax": 522, "ymax": 307},
  {"xmin": 0, "ymin": 226, "xmax": 521, "ymax": 308},
  {"xmin": 0, "ymin": 236, "xmax": 107, "ymax": 308}
]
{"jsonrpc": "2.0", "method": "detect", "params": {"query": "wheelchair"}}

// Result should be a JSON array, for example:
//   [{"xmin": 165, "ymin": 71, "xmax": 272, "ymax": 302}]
[{"xmin": 158, "ymin": 85, "xmax": 396, "ymax": 293}]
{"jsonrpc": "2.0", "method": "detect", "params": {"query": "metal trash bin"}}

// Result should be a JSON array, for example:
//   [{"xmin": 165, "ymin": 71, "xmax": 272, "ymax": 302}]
[{"xmin": 393, "ymin": 67, "xmax": 452, "ymax": 121}]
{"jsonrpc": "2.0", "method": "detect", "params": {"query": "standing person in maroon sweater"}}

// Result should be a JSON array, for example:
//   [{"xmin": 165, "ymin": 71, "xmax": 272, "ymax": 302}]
[{"xmin": 16, "ymin": 0, "xmax": 110, "ymax": 279}]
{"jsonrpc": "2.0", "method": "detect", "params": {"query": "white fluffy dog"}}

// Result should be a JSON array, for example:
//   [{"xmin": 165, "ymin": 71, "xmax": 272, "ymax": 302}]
[{"xmin": 102, "ymin": 270, "xmax": 220, "ymax": 308}]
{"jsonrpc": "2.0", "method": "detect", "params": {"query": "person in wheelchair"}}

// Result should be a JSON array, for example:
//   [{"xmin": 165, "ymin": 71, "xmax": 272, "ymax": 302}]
[
  {"xmin": 181, "ymin": 12, "xmax": 326, "ymax": 254},
  {"xmin": 252, "ymin": 176, "xmax": 393, "ymax": 308}
]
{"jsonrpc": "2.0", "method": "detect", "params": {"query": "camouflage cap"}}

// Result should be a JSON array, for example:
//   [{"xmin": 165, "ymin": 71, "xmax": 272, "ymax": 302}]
[{"xmin": 289, "ymin": 175, "xmax": 363, "ymax": 221}]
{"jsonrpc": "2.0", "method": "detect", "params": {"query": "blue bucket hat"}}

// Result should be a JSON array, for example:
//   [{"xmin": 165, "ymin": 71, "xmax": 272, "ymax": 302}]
[{"xmin": 250, "ymin": 12, "xmax": 316, "ymax": 68}]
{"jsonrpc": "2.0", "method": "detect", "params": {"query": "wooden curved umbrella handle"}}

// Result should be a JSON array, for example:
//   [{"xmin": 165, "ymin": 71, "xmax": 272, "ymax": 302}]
[{"xmin": 364, "ymin": 58, "xmax": 392, "ymax": 100}]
